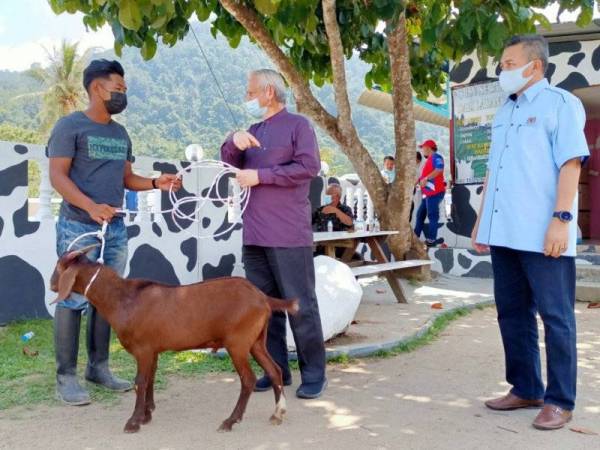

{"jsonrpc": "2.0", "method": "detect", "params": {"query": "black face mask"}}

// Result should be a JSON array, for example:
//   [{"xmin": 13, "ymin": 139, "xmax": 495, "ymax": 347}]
[{"xmin": 103, "ymin": 91, "xmax": 127, "ymax": 115}]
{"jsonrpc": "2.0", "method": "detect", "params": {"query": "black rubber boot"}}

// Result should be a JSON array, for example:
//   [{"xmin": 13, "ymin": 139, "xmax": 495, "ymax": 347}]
[
  {"xmin": 84, "ymin": 305, "xmax": 132, "ymax": 392},
  {"xmin": 54, "ymin": 307, "xmax": 91, "ymax": 406}
]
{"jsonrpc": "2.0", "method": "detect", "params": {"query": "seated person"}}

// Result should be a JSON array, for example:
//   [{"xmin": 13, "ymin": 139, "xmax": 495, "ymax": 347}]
[
  {"xmin": 312, "ymin": 184, "xmax": 354, "ymax": 232},
  {"xmin": 313, "ymin": 184, "xmax": 354, "ymax": 258}
]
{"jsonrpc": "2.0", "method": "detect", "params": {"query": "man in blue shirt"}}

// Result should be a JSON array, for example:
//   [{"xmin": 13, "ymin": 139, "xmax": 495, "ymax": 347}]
[{"xmin": 472, "ymin": 35, "xmax": 589, "ymax": 430}]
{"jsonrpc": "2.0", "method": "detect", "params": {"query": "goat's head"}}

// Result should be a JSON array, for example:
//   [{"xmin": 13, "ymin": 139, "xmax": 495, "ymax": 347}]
[{"xmin": 50, "ymin": 244, "xmax": 101, "ymax": 304}]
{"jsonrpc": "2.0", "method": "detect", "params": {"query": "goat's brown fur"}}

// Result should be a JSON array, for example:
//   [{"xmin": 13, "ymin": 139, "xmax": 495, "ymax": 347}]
[{"xmin": 50, "ymin": 247, "xmax": 297, "ymax": 433}]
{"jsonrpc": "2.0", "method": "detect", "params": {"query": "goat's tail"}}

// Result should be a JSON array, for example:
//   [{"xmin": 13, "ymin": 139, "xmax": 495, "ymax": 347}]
[{"xmin": 267, "ymin": 297, "xmax": 299, "ymax": 315}]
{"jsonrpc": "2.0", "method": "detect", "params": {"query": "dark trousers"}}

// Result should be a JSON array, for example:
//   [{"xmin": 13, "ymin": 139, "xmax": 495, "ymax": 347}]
[
  {"xmin": 490, "ymin": 246, "xmax": 577, "ymax": 410},
  {"xmin": 414, "ymin": 192, "xmax": 444, "ymax": 241},
  {"xmin": 242, "ymin": 245, "xmax": 326, "ymax": 384}
]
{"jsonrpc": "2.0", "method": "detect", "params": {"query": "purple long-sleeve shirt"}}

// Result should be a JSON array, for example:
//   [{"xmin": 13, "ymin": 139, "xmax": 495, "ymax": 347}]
[{"xmin": 221, "ymin": 108, "xmax": 320, "ymax": 248}]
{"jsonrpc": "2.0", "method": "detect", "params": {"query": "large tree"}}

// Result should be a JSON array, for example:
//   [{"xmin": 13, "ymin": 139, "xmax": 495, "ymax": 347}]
[{"xmin": 49, "ymin": 0, "xmax": 595, "ymax": 261}]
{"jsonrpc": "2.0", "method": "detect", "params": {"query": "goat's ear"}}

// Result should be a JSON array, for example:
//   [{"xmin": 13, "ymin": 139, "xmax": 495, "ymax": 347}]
[
  {"xmin": 63, "ymin": 243, "xmax": 101, "ymax": 261},
  {"xmin": 51, "ymin": 265, "xmax": 78, "ymax": 305}
]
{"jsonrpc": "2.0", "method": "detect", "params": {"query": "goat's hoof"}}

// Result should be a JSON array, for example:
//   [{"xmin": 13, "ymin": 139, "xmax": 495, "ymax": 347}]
[
  {"xmin": 269, "ymin": 414, "xmax": 283, "ymax": 425},
  {"xmin": 147, "ymin": 402, "xmax": 156, "ymax": 412},
  {"xmin": 141, "ymin": 411, "xmax": 152, "ymax": 424},
  {"xmin": 217, "ymin": 421, "xmax": 233, "ymax": 432},
  {"xmin": 124, "ymin": 421, "xmax": 141, "ymax": 433}
]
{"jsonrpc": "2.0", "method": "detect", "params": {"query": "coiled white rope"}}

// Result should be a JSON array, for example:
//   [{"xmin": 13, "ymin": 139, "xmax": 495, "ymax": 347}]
[{"xmin": 66, "ymin": 159, "xmax": 250, "ymax": 261}]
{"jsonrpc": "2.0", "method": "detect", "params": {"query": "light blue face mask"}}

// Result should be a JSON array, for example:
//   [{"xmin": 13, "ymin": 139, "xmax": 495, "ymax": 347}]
[
  {"xmin": 244, "ymin": 98, "xmax": 267, "ymax": 118},
  {"xmin": 323, "ymin": 194, "xmax": 332, "ymax": 204},
  {"xmin": 384, "ymin": 169, "xmax": 396, "ymax": 183},
  {"xmin": 499, "ymin": 61, "xmax": 533, "ymax": 94}
]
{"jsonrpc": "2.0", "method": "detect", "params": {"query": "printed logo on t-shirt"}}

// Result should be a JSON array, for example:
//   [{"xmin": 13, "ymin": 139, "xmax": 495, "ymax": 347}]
[{"xmin": 87, "ymin": 136, "xmax": 128, "ymax": 160}]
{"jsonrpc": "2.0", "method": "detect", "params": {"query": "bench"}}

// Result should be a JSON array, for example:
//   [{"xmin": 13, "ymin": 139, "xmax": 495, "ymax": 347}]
[{"xmin": 351, "ymin": 260, "xmax": 432, "ymax": 303}]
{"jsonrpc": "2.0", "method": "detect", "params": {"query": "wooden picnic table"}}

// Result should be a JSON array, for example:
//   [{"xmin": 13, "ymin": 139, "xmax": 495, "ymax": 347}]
[{"xmin": 313, "ymin": 230, "xmax": 431, "ymax": 304}]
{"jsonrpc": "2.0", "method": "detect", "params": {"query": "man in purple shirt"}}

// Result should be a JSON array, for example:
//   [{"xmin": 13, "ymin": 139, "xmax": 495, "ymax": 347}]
[{"xmin": 221, "ymin": 69, "xmax": 327, "ymax": 399}]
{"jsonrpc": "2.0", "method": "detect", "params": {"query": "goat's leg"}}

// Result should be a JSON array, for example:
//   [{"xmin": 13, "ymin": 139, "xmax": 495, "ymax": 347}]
[
  {"xmin": 218, "ymin": 346, "xmax": 256, "ymax": 432},
  {"xmin": 142, "ymin": 353, "xmax": 158, "ymax": 424},
  {"xmin": 251, "ymin": 334, "xmax": 286, "ymax": 425},
  {"xmin": 124, "ymin": 354, "xmax": 153, "ymax": 433}
]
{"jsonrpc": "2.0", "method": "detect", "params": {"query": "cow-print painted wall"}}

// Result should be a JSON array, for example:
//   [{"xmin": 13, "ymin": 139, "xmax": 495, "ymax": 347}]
[{"xmin": 0, "ymin": 141, "xmax": 329, "ymax": 324}]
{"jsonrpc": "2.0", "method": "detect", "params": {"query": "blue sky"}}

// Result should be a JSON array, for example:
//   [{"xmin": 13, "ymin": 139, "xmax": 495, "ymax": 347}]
[{"xmin": 0, "ymin": 0, "xmax": 598, "ymax": 71}]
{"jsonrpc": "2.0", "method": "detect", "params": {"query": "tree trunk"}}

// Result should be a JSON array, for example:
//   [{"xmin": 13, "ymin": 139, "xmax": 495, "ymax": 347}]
[{"xmin": 220, "ymin": 0, "xmax": 428, "ymax": 264}]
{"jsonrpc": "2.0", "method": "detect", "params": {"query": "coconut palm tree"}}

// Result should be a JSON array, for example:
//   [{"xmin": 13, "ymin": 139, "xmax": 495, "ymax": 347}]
[{"xmin": 27, "ymin": 40, "xmax": 92, "ymax": 134}]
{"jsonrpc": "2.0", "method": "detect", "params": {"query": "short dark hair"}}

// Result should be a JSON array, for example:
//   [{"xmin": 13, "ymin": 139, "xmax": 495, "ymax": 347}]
[
  {"xmin": 416, "ymin": 151, "xmax": 422, "ymax": 162},
  {"xmin": 384, "ymin": 156, "xmax": 395, "ymax": 162},
  {"xmin": 83, "ymin": 59, "xmax": 125, "ymax": 92},
  {"xmin": 504, "ymin": 34, "xmax": 549, "ymax": 72}
]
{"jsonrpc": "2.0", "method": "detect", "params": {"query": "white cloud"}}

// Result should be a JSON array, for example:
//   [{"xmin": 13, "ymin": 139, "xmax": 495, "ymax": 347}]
[{"xmin": 0, "ymin": 25, "xmax": 113, "ymax": 71}]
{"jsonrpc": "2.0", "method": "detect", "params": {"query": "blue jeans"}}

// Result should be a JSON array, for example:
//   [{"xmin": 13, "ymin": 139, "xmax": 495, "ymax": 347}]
[
  {"xmin": 56, "ymin": 216, "xmax": 128, "ymax": 310},
  {"xmin": 490, "ymin": 246, "xmax": 577, "ymax": 410},
  {"xmin": 414, "ymin": 192, "xmax": 444, "ymax": 241}
]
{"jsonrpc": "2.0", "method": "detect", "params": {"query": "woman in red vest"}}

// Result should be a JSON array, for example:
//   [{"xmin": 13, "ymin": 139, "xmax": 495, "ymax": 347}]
[{"xmin": 415, "ymin": 139, "xmax": 445, "ymax": 247}]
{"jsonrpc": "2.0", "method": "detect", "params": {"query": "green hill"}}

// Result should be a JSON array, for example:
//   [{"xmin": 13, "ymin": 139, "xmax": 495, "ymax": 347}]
[{"xmin": 0, "ymin": 22, "xmax": 448, "ymax": 175}]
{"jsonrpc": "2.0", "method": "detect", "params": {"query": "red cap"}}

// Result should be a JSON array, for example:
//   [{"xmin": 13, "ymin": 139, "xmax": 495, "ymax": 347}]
[{"xmin": 418, "ymin": 139, "xmax": 437, "ymax": 150}]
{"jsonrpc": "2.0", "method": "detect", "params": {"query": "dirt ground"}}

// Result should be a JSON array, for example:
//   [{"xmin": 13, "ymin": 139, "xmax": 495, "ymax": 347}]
[{"xmin": 1, "ymin": 304, "xmax": 598, "ymax": 450}]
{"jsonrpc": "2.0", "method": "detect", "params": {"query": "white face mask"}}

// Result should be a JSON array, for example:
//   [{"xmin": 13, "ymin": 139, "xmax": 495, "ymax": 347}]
[
  {"xmin": 499, "ymin": 61, "xmax": 534, "ymax": 94},
  {"xmin": 244, "ymin": 98, "xmax": 267, "ymax": 118}
]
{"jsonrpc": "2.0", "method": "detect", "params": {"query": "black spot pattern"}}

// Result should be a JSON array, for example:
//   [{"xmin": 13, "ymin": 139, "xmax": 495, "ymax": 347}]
[
  {"xmin": 457, "ymin": 253, "xmax": 472, "ymax": 269},
  {"xmin": 128, "ymin": 244, "xmax": 180, "ymax": 285},
  {"xmin": 0, "ymin": 256, "xmax": 48, "ymax": 324},
  {"xmin": 214, "ymin": 213, "xmax": 242, "ymax": 242},
  {"xmin": 309, "ymin": 176, "xmax": 325, "ymax": 213},
  {"xmin": 592, "ymin": 45, "xmax": 600, "ymax": 71},
  {"xmin": 463, "ymin": 261, "xmax": 493, "ymax": 278},
  {"xmin": 0, "ymin": 217, "xmax": 3, "ymax": 237},
  {"xmin": 181, "ymin": 237, "xmax": 197, "ymax": 272},
  {"xmin": 567, "ymin": 52, "xmax": 585, "ymax": 67},
  {"xmin": 13, "ymin": 200, "xmax": 39, "ymax": 237},
  {"xmin": 549, "ymin": 41, "xmax": 581, "ymax": 57},
  {"xmin": 152, "ymin": 222, "xmax": 162, "ymax": 237},
  {"xmin": 0, "ymin": 160, "xmax": 28, "ymax": 196},
  {"xmin": 202, "ymin": 217, "xmax": 211, "ymax": 229},
  {"xmin": 450, "ymin": 59, "xmax": 473, "ymax": 83},
  {"xmin": 202, "ymin": 254, "xmax": 235, "ymax": 280},
  {"xmin": 545, "ymin": 63, "xmax": 556, "ymax": 83},
  {"xmin": 556, "ymin": 72, "xmax": 589, "ymax": 91},
  {"xmin": 127, "ymin": 225, "xmax": 140, "ymax": 239},
  {"xmin": 434, "ymin": 248, "xmax": 454, "ymax": 274},
  {"xmin": 13, "ymin": 144, "xmax": 28, "ymax": 154},
  {"xmin": 471, "ymin": 68, "xmax": 496, "ymax": 84},
  {"xmin": 446, "ymin": 185, "xmax": 477, "ymax": 238}
]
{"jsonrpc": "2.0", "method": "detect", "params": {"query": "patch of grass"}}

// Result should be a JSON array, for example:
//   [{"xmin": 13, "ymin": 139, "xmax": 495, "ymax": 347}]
[
  {"xmin": 370, "ymin": 304, "xmax": 491, "ymax": 358},
  {"xmin": 0, "ymin": 304, "xmax": 490, "ymax": 411},
  {"xmin": 0, "ymin": 317, "xmax": 239, "ymax": 410}
]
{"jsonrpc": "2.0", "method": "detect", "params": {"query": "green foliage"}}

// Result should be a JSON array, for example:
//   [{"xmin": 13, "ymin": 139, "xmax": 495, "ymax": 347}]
[
  {"xmin": 47, "ymin": 0, "xmax": 595, "ymax": 98},
  {"xmin": 1, "ymin": 24, "xmax": 446, "ymax": 174}
]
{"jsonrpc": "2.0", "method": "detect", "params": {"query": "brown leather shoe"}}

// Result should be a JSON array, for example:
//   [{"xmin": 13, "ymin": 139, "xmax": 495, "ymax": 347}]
[
  {"xmin": 532, "ymin": 404, "xmax": 572, "ymax": 430},
  {"xmin": 485, "ymin": 392, "xmax": 544, "ymax": 411}
]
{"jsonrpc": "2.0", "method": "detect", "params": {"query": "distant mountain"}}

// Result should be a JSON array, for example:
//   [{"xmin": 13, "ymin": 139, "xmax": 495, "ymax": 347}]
[{"xmin": 0, "ymin": 22, "xmax": 448, "ymax": 175}]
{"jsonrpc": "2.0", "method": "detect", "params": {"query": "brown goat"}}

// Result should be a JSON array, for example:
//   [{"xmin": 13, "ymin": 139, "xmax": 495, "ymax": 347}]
[{"xmin": 50, "ymin": 244, "xmax": 298, "ymax": 433}]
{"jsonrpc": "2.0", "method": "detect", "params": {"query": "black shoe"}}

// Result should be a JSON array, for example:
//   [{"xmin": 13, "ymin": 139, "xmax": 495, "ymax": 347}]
[
  {"xmin": 54, "ymin": 307, "xmax": 91, "ymax": 406},
  {"xmin": 85, "ymin": 305, "xmax": 132, "ymax": 392},
  {"xmin": 296, "ymin": 378, "xmax": 328, "ymax": 399},
  {"xmin": 426, "ymin": 238, "xmax": 445, "ymax": 248},
  {"xmin": 254, "ymin": 375, "xmax": 292, "ymax": 392}
]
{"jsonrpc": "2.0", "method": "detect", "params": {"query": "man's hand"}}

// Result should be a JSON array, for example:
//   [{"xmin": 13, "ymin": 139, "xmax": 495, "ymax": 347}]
[
  {"xmin": 471, "ymin": 224, "xmax": 489, "ymax": 254},
  {"xmin": 236, "ymin": 169, "xmax": 260, "ymax": 188},
  {"xmin": 155, "ymin": 174, "xmax": 182, "ymax": 192},
  {"xmin": 544, "ymin": 219, "xmax": 569, "ymax": 258},
  {"xmin": 321, "ymin": 206, "xmax": 339, "ymax": 215},
  {"xmin": 87, "ymin": 203, "xmax": 117, "ymax": 225},
  {"xmin": 233, "ymin": 131, "xmax": 261, "ymax": 151},
  {"xmin": 419, "ymin": 178, "xmax": 428, "ymax": 188}
]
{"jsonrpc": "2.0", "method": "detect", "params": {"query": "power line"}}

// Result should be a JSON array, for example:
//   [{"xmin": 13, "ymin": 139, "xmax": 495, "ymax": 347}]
[{"xmin": 190, "ymin": 24, "xmax": 240, "ymax": 129}]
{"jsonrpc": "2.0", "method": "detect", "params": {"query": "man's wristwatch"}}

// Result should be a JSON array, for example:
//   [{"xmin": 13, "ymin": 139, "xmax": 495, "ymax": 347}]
[
  {"xmin": 553, "ymin": 211, "xmax": 573, "ymax": 223},
  {"xmin": 151, "ymin": 178, "xmax": 158, "ymax": 189}
]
